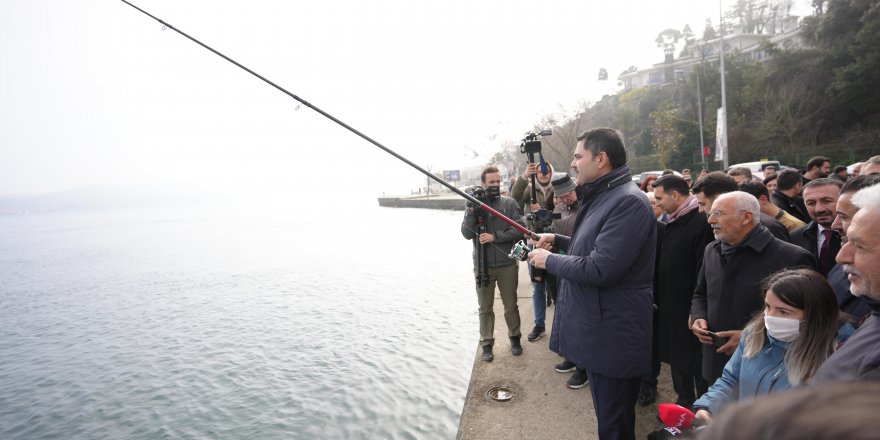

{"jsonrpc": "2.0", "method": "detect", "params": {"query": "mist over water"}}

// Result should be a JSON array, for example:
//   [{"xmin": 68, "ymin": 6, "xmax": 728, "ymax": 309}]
[{"xmin": 0, "ymin": 194, "xmax": 479, "ymax": 439}]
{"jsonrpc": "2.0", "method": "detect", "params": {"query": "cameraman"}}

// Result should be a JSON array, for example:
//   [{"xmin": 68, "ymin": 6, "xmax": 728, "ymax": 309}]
[
  {"xmin": 512, "ymin": 162, "xmax": 555, "ymax": 212},
  {"xmin": 461, "ymin": 166, "xmax": 526, "ymax": 362},
  {"xmin": 511, "ymin": 162, "xmax": 555, "ymax": 343}
]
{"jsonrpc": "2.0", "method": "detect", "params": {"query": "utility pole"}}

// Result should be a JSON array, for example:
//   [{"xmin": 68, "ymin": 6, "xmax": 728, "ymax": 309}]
[{"xmin": 718, "ymin": 0, "xmax": 730, "ymax": 169}]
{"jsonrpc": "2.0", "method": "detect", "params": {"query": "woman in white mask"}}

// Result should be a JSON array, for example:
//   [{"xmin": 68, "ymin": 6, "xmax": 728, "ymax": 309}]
[{"xmin": 693, "ymin": 268, "xmax": 842, "ymax": 424}]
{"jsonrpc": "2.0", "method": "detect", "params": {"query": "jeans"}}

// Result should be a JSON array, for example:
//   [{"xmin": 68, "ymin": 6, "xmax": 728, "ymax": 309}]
[{"xmin": 528, "ymin": 264, "xmax": 546, "ymax": 327}]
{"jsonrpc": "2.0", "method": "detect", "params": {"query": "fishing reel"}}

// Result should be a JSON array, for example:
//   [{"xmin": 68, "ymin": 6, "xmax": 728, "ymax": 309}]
[
  {"xmin": 510, "ymin": 238, "xmax": 550, "ymax": 282},
  {"xmin": 520, "ymin": 129, "xmax": 552, "ymax": 154},
  {"xmin": 508, "ymin": 240, "xmax": 530, "ymax": 261}
]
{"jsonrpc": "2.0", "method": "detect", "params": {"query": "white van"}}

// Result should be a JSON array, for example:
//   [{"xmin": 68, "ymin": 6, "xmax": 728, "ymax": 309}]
[{"xmin": 727, "ymin": 161, "xmax": 786, "ymax": 180}]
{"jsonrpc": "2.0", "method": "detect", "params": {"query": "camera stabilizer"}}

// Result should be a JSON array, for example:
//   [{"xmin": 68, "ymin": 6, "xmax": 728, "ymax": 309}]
[
  {"xmin": 512, "ymin": 130, "xmax": 559, "ymax": 281},
  {"xmin": 465, "ymin": 186, "xmax": 493, "ymax": 288}
]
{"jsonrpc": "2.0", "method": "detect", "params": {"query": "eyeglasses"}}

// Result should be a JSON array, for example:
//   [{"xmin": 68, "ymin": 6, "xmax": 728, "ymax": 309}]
[{"xmin": 707, "ymin": 209, "xmax": 747, "ymax": 218}]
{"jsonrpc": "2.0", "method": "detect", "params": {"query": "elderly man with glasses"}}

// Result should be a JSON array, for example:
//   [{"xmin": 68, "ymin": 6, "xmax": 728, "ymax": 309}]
[{"xmin": 690, "ymin": 191, "xmax": 816, "ymax": 384}]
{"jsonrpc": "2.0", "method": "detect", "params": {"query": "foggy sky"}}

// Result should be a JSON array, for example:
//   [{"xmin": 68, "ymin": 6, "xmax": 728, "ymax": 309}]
[{"xmin": 0, "ymin": 0, "xmax": 811, "ymax": 196}]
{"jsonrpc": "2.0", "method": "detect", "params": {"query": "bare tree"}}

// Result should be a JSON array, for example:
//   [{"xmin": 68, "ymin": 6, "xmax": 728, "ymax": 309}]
[
  {"xmin": 527, "ymin": 101, "xmax": 592, "ymax": 173},
  {"xmin": 650, "ymin": 102, "xmax": 685, "ymax": 169},
  {"xmin": 754, "ymin": 78, "xmax": 826, "ymax": 154}
]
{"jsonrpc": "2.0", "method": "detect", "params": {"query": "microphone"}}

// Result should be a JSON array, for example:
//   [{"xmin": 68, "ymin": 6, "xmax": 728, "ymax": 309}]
[
  {"xmin": 658, "ymin": 403, "xmax": 697, "ymax": 429},
  {"xmin": 647, "ymin": 426, "xmax": 688, "ymax": 439}
]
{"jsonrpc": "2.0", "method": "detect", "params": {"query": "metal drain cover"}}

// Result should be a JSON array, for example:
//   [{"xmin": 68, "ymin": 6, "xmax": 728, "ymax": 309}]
[{"xmin": 487, "ymin": 386, "xmax": 516, "ymax": 402}]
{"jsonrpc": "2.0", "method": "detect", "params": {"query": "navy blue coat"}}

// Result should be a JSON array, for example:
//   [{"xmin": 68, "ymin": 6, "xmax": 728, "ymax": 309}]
[{"xmin": 546, "ymin": 165, "xmax": 657, "ymax": 379}]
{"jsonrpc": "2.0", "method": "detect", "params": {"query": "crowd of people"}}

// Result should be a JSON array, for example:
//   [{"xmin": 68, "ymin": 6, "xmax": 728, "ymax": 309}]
[{"xmin": 461, "ymin": 137, "xmax": 880, "ymax": 439}]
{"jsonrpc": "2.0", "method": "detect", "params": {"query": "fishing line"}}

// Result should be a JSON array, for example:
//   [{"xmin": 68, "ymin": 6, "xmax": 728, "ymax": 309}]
[
  {"xmin": 384, "ymin": 190, "xmax": 523, "ymax": 258},
  {"xmin": 119, "ymin": 0, "xmax": 537, "ymax": 241}
]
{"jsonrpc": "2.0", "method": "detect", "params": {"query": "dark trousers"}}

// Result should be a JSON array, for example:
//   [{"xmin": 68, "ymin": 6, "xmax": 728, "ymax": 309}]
[
  {"xmin": 587, "ymin": 372, "xmax": 642, "ymax": 440},
  {"xmin": 642, "ymin": 308, "xmax": 660, "ymax": 388},
  {"xmin": 670, "ymin": 361, "xmax": 708, "ymax": 408}
]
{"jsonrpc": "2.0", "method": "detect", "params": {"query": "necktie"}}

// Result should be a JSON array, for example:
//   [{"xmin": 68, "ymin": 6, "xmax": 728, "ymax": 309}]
[{"xmin": 819, "ymin": 229, "xmax": 834, "ymax": 275}]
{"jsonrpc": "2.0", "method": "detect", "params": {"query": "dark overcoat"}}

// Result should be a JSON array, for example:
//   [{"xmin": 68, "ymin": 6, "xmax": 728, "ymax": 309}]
[
  {"xmin": 759, "ymin": 212, "xmax": 791, "ymax": 242},
  {"xmin": 546, "ymin": 165, "xmax": 657, "ymax": 379},
  {"xmin": 690, "ymin": 225, "xmax": 816, "ymax": 382},
  {"xmin": 657, "ymin": 208, "xmax": 715, "ymax": 366}
]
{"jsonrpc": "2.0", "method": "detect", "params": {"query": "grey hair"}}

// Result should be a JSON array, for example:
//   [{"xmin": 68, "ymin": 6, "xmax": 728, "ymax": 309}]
[
  {"xmin": 852, "ymin": 184, "xmax": 880, "ymax": 212},
  {"xmin": 716, "ymin": 191, "xmax": 761, "ymax": 223}
]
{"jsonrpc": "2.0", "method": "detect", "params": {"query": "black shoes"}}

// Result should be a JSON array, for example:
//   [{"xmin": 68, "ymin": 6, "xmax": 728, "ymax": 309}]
[
  {"xmin": 638, "ymin": 384, "xmax": 657, "ymax": 406},
  {"xmin": 481, "ymin": 339, "xmax": 522, "ymax": 361},
  {"xmin": 481, "ymin": 344, "xmax": 494, "ymax": 362},
  {"xmin": 527, "ymin": 325, "xmax": 546, "ymax": 342},
  {"xmin": 510, "ymin": 337, "xmax": 523, "ymax": 356},
  {"xmin": 567, "ymin": 367, "xmax": 589, "ymax": 389},
  {"xmin": 554, "ymin": 359, "xmax": 576, "ymax": 373}
]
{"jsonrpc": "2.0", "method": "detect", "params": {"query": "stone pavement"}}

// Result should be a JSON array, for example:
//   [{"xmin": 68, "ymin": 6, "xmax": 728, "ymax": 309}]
[{"xmin": 456, "ymin": 263, "xmax": 677, "ymax": 440}]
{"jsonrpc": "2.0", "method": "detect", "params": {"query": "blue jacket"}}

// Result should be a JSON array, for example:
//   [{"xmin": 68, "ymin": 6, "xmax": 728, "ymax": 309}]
[
  {"xmin": 693, "ymin": 332, "xmax": 792, "ymax": 415},
  {"xmin": 546, "ymin": 165, "xmax": 656, "ymax": 379}
]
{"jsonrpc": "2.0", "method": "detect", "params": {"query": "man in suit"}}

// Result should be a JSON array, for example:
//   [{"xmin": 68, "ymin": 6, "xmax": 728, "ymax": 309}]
[
  {"xmin": 813, "ymin": 184, "xmax": 880, "ymax": 382},
  {"xmin": 790, "ymin": 178, "xmax": 843, "ymax": 276}
]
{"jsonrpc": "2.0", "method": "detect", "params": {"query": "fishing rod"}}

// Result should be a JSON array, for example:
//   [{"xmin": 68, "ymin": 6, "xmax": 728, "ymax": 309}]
[{"xmin": 119, "ymin": 0, "xmax": 537, "ymax": 241}]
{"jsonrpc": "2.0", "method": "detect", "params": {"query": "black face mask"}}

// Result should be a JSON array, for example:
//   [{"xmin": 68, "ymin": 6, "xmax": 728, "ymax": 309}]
[{"xmin": 485, "ymin": 185, "xmax": 501, "ymax": 198}]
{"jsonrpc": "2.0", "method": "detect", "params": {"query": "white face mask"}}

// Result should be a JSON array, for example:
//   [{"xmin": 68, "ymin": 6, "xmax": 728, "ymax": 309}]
[{"xmin": 764, "ymin": 315, "xmax": 801, "ymax": 342}]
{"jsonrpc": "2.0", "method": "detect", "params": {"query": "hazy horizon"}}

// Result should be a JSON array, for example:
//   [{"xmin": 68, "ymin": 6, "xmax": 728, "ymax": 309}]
[{"xmin": 1, "ymin": 0, "xmax": 812, "ymax": 196}]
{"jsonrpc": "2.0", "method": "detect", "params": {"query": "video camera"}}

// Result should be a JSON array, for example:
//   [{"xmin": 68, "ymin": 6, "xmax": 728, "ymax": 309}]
[
  {"xmin": 518, "ymin": 129, "xmax": 559, "ymax": 234},
  {"xmin": 527, "ymin": 208, "xmax": 561, "ymax": 233},
  {"xmin": 464, "ymin": 185, "xmax": 500, "ymax": 210},
  {"xmin": 465, "ymin": 185, "xmax": 500, "ymax": 201},
  {"xmin": 519, "ymin": 129, "xmax": 552, "ymax": 155},
  {"xmin": 465, "ymin": 185, "xmax": 486, "ymax": 201}
]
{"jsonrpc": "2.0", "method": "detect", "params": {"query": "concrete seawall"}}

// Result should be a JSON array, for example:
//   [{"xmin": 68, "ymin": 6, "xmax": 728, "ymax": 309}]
[
  {"xmin": 456, "ymin": 264, "xmax": 676, "ymax": 439},
  {"xmin": 378, "ymin": 194, "xmax": 466, "ymax": 210}
]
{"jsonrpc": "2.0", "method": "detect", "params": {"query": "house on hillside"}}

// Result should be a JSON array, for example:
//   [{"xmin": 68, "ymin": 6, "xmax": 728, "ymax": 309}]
[{"xmin": 619, "ymin": 16, "xmax": 804, "ymax": 91}]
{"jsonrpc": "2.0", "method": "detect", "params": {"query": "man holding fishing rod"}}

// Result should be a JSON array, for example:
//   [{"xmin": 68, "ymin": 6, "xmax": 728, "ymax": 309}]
[
  {"xmin": 528, "ymin": 128, "xmax": 656, "ymax": 440},
  {"xmin": 461, "ymin": 166, "xmax": 527, "ymax": 363}
]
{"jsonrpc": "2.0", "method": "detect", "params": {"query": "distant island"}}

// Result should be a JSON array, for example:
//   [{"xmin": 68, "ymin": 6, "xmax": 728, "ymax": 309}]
[{"xmin": 0, "ymin": 184, "xmax": 195, "ymax": 215}]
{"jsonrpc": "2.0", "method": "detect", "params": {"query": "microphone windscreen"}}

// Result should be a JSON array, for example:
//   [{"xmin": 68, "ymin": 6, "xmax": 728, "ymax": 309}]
[{"xmin": 658, "ymin": 403, "xmax": 696, "ymax": 429}]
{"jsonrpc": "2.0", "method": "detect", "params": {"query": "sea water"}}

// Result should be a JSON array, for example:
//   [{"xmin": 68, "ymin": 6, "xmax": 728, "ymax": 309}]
[{"xmin": 0, "ymin": 197, "xmax": 480, "ymax": 439}]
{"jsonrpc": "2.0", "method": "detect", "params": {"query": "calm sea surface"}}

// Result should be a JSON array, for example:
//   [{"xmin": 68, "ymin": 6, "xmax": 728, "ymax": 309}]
[{"xmin": 0, "ymin": 198, "xmax": 479, "ymax": 439}]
